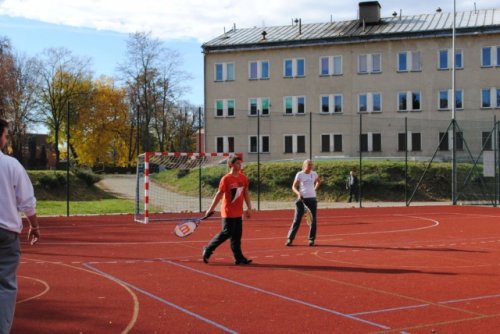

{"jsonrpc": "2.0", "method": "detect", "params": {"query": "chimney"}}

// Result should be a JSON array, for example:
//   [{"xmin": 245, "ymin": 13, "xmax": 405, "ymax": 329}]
[{"xmin": 359, "ymin": 1, "xmax": 381, "ymax": 25}]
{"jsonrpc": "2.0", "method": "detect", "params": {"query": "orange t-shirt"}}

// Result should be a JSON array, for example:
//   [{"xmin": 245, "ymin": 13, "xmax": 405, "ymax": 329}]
[{"xmin": 219, "ymin": 172, "xmax": 249, "ymax": 218}]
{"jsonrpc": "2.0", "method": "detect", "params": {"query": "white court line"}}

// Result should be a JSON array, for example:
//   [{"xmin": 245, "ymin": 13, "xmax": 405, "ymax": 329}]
[
  {"xmin": 161, "ymin": 259, "xmax": 391, "ymax": 330},
  {"xmin": 83, "ymin": 263, "xmax": 239, "ymax": 334},
  {"xmin": 350, "ymin": 293, "xmax": 500, "ymax": 316}
]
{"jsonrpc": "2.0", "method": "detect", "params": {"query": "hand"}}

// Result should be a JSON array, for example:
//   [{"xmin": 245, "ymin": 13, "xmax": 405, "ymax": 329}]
[
  {"xmin": 245, "ymin": 209, "xmax": 252, "ymax": 218},
  {"xmin": 28, "ymin": 226, "xmax": 40, "ymax": 245}
]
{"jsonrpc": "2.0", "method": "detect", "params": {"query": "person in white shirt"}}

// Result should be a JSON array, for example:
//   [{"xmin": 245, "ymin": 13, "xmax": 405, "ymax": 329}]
[
  {"xmin": 0, "ymin": 118, "xmax": 40, "ymax": 334},
  {"xmin": 286, "ymin": 159, "xmax": 320, "ymax": 247}
]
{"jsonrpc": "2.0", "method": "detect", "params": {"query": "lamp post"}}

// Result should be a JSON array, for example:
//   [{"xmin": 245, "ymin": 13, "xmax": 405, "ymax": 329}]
[{"xmin": 451, "ymin": 0, "xmax": 457, "ymax": 205}]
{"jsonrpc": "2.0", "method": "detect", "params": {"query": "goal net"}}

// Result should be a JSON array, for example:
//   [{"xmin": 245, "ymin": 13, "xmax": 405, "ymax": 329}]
[{"xmin": 134, "ymin": 152, "xmax": 240, "ymax": 223}]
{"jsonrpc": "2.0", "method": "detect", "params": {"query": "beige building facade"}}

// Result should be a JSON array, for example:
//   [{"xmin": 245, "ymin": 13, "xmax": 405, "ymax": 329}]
[{"xmin": 202, "ymin": 2, "xmax": 500, "ymax": 162}]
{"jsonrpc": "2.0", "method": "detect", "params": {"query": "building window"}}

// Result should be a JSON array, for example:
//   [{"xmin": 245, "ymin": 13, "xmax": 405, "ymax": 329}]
[
  {"xmin": 249, "ymin": 135, "xmax": 270, "ymax": 153},
  {"xmin": 249, "ymin": 98, "xmax": 270, "ymax": 116},
  {"xmin": 360, "ymin": 133, "xmax": 382, "ymax": 152},
  {"xmin": 481, "ymin": 88, "xmax": 500, "ymax": 108},
  {"xmin": 482, "ymin": 132, "xmax": 493, "ymax": 151},
  {"xmin": 438, "ymin": 90, "xmax": 463, "ymax": 110},
  {"xmin": 284, "ymin": 58, "xmax": 305, "ymax": 78},
  {"xmin": 481, "ymin": 46, "xmax": 500, "ymax": 67},
  {"xmin": 398, "ymin": 132, "xmax": 421, "ymax": 151},
  {"xmin": 215, "ymin": 62, "xmax": 234, "ymax": 81},
  {"xmin": 214, "ymin": 99, "xmax": 235, "ymax": 117},
  {"xmin": 320, "ymin": 94, "xmax": 343, "ymax": 114},
  {"xmin": 284, "ymin": 135, "xmax": 306, "ymax": 153},
  {"xmin": 438, "ymin": 49, "xmax": 463, "ymax": 70},
  {"xmin": 398, "ymin": 91, "xmax": 421, "ymax": 111},
  {"xmin": 319, "ymin": 55, "xmax": 343, "ymax": 76},
  {"xmin": 397, "ymin": 51, "xmax": 422, "ymax": 72},
  {"xmin": 215, "ymin": 136, "xmax": 235, "ymax": 153},
  {"xmin": 249, "ymin": 60, "xmax": 269, "ymax": 80},
  {"xmin": 358, "ymin": 53, "xmax": 381, "ymax": 74},
  {"xmin": 321, "ymin": 134, "xmax": 343, "ymax": 152},
  {"xmin": 284, "ymin": 96, "xmax": 306, "ymax": 115},
  {"xmin": 439, "ymin": 131, "xmax": 464, "ymax": 151},
  {"xmin": 358, "ymin": 93, "xmax": 382, "ymax": 113}
]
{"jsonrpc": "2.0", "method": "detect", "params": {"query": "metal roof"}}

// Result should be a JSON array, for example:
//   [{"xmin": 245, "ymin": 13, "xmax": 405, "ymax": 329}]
[{"xmin": 202, "ymin": 9, "xmax": 500, "ymax": 52}]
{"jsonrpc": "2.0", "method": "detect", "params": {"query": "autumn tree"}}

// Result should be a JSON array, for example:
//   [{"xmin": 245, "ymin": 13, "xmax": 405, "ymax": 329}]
[
  {"xmin": 0, "ymin": 36, "xmax": 39, "ymax": 161},
  {"xmin": 71, "ymin": 77, "xmax": 131, "ymax": 167},
  {"xmin": 33, "ymin": 47, "xmax": 92, "ymax": 164}
]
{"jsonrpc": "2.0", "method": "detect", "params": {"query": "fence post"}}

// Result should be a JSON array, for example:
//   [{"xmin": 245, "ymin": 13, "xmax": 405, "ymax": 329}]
[
  {"xmin": 198, "ymin": 107, "xmax": 202, "ymax": 213},
  {"xmin": 359, "ymin": 113, "xmax": 362, "ymax": 208},
  {"xmin": 257, "ymin": 109, "xmax": 261, "ymax": 211},
  {"xmin": 309, "ymin": 111, "xmax": 312, "ymax": 160},
  {"xmin": 405, "ymin": 117, "xmax": 408, "ymax": 206}
]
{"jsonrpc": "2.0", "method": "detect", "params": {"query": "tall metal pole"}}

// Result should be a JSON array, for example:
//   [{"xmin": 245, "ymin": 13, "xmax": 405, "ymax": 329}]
[
  {"xmin": 405, "ymin": 117, "xmax": 408, "ymax": 205},
  {"xmin": 198, "ymin": 107, "xmax": 202, "ymax": 212},
  {"xmin": 257, "ymin": 109, "xmax": 260, "ymax": 211},
  {"xmin": 451, "ymin": 0, "xmax": 457, "ymax": 205},
  {"xmin": 359, "ymin": 113, "xmax": 362, "ymax": 208},
  {"xmin": 66, "ymin": 101, "xmax": 70, "ymax": 217},
  {"xmin": 309, "ymin": 111, "xmax": 312, "ymax": 160}
]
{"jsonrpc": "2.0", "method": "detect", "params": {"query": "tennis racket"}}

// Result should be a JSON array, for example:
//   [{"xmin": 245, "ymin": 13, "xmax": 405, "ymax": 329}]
[
  {"xmin": 302, "ymin": 200, "xmax": 313, "ymax": 226},
  {"xmin": 174, "ymin": 212, "xmax": 214, "ymax": 238}
]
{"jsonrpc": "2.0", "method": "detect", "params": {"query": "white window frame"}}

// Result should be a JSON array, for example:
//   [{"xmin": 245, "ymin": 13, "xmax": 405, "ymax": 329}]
[
  {"xmin": 397, "ymin": 91, "xmax": 422, "ymax": 112},
  {"xmin": 481, "ymin": 46, "xmax": 500, "ymax": 67},
  {"xmin": 481, "ymin": 88, "xmax": 500, "ymax": 109},
  {"xmin": 283, "ymin": 96, "xmax": 306, "ymax": 115},
  {"xmin": 397, "ymin": 51, "xmax": 422, "ymax": 72},
  {"xmin": 214, "ymin": 62, "xmax": 235, "ymax": 81},
  {"xmin": 361, "ymin": 132, "xmax": 382, "ymax": 152},
  {"xmin": 283, "ymin": 58, "xmax": 305, "ymax": 78},
  {"xmin": 248, "ymin": 60, "xmax": 270, "ymax": 80},
  {"xmin": 358, "ymin": 53, "xmax": 381, "ymax": 74},
  {"xmin": 320, "ymin": 133, "xmax": 343, "ymax": 152},
  {"xmin": 438, "ymin": 90, "xmax": 464, "ymax": 110},
  {"xmin": 438, "ymin": 49, "xmax": 463, "ymax": 70},
  {"xmin": 283, "ymin": 134, "xmax": 307, "ymax": 153},
  {"xmin": 248, "ymin": 135, "xmax": 270, "ymax": 153},
  {"xmin": 214, "ymin": 99, "xmax": 235, "ymax": 117},
  {"xmin": 248, "ymin": 98, "xmax": 270, "ymax": 116},
  {"xmin": 319, "ymin": 55, "xmax": 343, "ymax": 76},
  {"xmin": 320, "ymin": 94, "xmax": 343, "ymax": 114},
  {"xmin": 215, "ymin": 136, "xmax": 235, "ymax": 153},
  {"xmin": 398, "ymin": 132, "xmax": 422, "ymax": 151},
  {"xmin": 358, "ymin": 93, "xmax": 382, "ymax": 113}
]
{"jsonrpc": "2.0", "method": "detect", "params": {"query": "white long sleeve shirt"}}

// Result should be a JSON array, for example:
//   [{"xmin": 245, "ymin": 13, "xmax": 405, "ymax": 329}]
[{"xmin": 0, "ymin": 151, "xmax": 37, "ymax": 234}]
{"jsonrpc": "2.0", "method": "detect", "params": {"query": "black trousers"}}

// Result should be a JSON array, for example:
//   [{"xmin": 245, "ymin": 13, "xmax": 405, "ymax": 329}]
[
  {"xmin": 205, "ymin": 217, "xmax": 245, "ymax": 261},
  {"xmin": 348, "ymin": 187, "xmax": 359, "ymax": 202},
  {"xmin": 287, "ymin": 197, "xmax": 317, "ymax": 241}
]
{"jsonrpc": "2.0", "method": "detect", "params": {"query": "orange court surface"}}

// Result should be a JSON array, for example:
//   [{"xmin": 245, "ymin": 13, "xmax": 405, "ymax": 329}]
[{"xmin": 13, "ymin": 205, "xmax": 500, "ymax": 333}]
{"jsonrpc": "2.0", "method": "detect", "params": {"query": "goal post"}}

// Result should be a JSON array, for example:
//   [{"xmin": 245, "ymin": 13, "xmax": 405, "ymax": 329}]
[{"xmin": 134, "ymin": 152, "xmax": 242, "ymax": 224}]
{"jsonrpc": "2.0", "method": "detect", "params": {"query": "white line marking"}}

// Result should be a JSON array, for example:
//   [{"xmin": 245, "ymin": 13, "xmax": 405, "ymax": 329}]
[{"xmin": 161, "ymin": 260, "xmax": 390, "ymax": 330}]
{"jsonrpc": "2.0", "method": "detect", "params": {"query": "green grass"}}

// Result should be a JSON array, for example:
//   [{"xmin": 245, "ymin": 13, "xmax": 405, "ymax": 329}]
[{"xmin": 37, "ymin": 199, "xmax": 136, "ymax": 216}]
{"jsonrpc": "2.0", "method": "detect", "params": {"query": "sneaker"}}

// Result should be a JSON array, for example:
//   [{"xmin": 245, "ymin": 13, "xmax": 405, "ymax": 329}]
[
  {"xmin": 285, "ymin": 239, "xmax": 292, "ymax": 246},
  {"xmin": 202, "ymin": 247, "xmax": 212, "ymax": 264},
  {"xmin": 235, "ymin": 258, "xmax": 253, "ymax": 265},
  {"xmin": 309, "ymin": 240, "xmax": 315, "ymax": 247}
]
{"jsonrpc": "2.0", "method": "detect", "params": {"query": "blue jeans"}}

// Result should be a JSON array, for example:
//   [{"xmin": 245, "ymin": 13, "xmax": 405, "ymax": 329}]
[{"xmin": 0, "ymin": 229, "xmax": 20, "ymax": 334}]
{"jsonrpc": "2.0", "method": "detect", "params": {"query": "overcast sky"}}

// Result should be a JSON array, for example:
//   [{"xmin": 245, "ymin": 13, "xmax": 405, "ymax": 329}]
[{"xmin": 0, "ymin": 0, "xmax": 499, "ymax": 110}]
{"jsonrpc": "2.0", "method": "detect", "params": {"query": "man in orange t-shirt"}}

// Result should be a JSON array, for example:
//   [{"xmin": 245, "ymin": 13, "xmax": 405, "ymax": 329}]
[{"xmin": 202, "ymin": 156, "xmax": 253, "ymax": 265}]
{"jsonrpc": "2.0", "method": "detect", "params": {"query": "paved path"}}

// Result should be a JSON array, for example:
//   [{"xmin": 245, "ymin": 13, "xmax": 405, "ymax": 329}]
[{"xmin": 97, "ymin": 174, "xmax": 448, "ymax": 212}]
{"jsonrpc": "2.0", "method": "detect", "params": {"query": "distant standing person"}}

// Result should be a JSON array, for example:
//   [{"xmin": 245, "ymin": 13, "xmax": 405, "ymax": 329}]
[
  {"xmin": 202, "ymin": 156, "xmax": 253, "ymax": 265},
  {"xmin": 0, "ymin": 118, "xmax": 40, "ymax": 334},
  {"xmin": 346, "ymin": 170, "xmax": 359, "ymax": 203},
  {"xmin": 286, "ymin": 159, "xmax": 320, "ymax": 247}
]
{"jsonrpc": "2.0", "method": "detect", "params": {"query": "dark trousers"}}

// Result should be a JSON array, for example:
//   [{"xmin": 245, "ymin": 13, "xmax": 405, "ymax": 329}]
[
  {"xmin": 205, "ymin": 217, "xmax": 245, "ymax": 261},
  {"xmin": 287, "ymin": 198, "xmax": 317, "ymax": 241},
  {"xmin": 348, "ymin": 187, "xmax": 359, "ymax": 202},
  {"xmin": 0, "ymin": 228, "xmax": 20, "ymax": 334}
]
